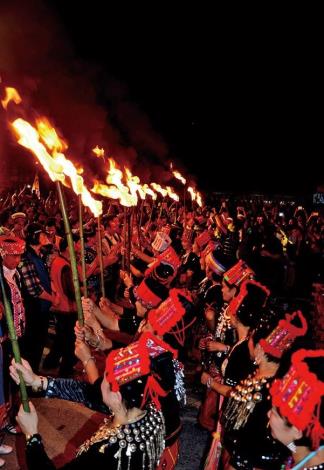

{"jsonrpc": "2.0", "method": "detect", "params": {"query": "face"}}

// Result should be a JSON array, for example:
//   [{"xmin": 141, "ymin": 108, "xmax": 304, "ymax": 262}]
[
  {"xmin": 205, "ymin": 265, "xmax": 214, "ymax": 280},
  {"xmin": 3, "ymin": 254, "xmax": 22, "ymax": 270},
  {"xmin": 101, "ymin": 378, "xmax": 122, "ymax": 412},
  {"xmin": 46, "ymin": 226, "xmax": 56, "ymax": 238},
  {"xmin": 268, "ymin": 407, "xmax": 301, "ymax": 446},
  {"xmin": 181, "ymin": 237, "xmax": 191, "ymax": 251},
  {"xmin": 107, "ymin": 217, "xmax": 119, "ymax": 233},
  {"xmin": 252, "ymin": 343, "xmax": 265, "ymax": 365},
  {"xmin": 14, "ymin": 217, "xmax": 25, "ymax": 228},
  {"xmin": 221, "ymin": 281, "xmax": 236, "ymax": 302},
  {"xmin": 26, "ymin": 208, "xmax": 34, "ymax": 220}
]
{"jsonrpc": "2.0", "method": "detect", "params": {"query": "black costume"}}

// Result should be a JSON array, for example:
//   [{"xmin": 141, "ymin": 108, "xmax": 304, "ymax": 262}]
[{"xmin": 222, "ymin": 374, "xmax": 288, "ymax": 470}]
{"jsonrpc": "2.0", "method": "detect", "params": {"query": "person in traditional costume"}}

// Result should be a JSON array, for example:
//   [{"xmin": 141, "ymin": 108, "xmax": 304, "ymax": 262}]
[
  {"xmin": 222, "ymin": 310, "xmax": 308, "ymax": 470},
  {"xmin": 0, "ymin": 235, "xmax": 26, "ymax": 436},
  {"xmin": 269, "ymin": 349, "xmax": 324, "ymax": 470},
  {"xmin": 10, "ymin": 332, "xmax": 175, "ymax": 469}
]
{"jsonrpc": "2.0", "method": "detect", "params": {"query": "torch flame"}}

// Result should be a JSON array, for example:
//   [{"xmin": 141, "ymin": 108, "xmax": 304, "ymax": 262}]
[
  {"xmin": 196, "ymin": 191, "xmax": 203, "ymax": 207},
  {"xmin": 92, "ymin": 158, "xmax": 137, "ymax": 207},
  {"xmin": 187, "ymin": 186, "xmax": 196, "ymax": 201},
  {"xmin": 142, "ymin": 184, "xmax": 157, "ymax": 200},
  {"xmin": 12, "ymin": 117, "xmax": 102, "ymax": 217},
  {"xmin": 92, "ymin": 145, "xmax": 105, "ymax": 158},
  {"xmin": 151, "ymin": 183, "xmax": 168, "ymax": 198},
  {"xmin": 1, "ymin": 87, "xmax": 22, "ymax": 110},
  {"xmin": 125, "ymin": 168, "xmax": 145, "ymax": 200},
  {"xmin": 36, "ymin": 117, "xmax": 67, "ymax": 153},
  {"xmin": 166, "ymin": 186, "xmax": 179, "ymax": 202},
  {"xmin": 172, "ymin": 170, "xmax": 186, "ymax": 185},
  {"xmin": 12, "ymin": 118, "xmax": 65, "ymax": 183}
]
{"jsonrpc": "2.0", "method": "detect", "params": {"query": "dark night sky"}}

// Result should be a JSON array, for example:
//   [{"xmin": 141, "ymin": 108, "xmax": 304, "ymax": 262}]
[{"xmin": 1, "ymin": 1, "xmax": 323, "ymax": 195}]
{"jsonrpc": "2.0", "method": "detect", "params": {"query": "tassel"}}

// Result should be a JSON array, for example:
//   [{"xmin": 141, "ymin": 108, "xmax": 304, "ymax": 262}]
[{"xmin": 141, "ymin": 375, "xmax": 167, "ymax": 409}]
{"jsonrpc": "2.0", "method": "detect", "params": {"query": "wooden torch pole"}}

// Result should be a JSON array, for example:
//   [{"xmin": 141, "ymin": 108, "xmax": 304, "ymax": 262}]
[{"xmin": 56, "ymin": 181, "xmax": 84, "ymax": 326}]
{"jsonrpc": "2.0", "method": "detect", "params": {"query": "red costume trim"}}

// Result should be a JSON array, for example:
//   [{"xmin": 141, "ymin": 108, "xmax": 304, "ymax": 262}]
[{"xmin": 260, "ymin": 310, "xmax": 307, "ymax": 358}]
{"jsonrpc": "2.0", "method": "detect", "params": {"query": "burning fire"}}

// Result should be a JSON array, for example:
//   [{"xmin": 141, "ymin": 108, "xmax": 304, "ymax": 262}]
[
  {"xmin": 92, "ymin": 145, "xmax": 105, "ymax": 158},
  {"xmin": 1, "ymin": 87, "xmax": 22, "ymax": 110},
  {"xmin": 172, "ymin": 169, "xmax": 186, "ymax": 185},
  {"xmin": 92, "ymin": 158, "xmax": 137, "ymax": 207},
  {"xmin": 166, "ymin": 186, "xmax": 179, "ymax": 202},
  {"xmin": 125, "ymin": 168, "xmax": 146, "ymax": 200},
  {"xmin": 196, "ymin": 191, "xmax": 203, "ymax": 207},
  {"xmin": 11, "ymin": 117, "xmax": 102, "ymax": 217},
  {"xmin": 151, "ymin": 183, "xmax": 168, "ymax": 198},
  {"xmin": 187, "ymin": 186, "xmax": 196, "ymax": 201},
  {"xmin": 187, "ymin": 186, "xmax": 203, "ymax": 207},
  {"xmin": 142, "ymin": 184, "xmax": 157, "ymax": 200}
]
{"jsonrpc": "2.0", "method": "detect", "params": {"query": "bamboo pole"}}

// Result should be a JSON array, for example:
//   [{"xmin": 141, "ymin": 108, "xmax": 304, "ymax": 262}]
[
  {"xmin": 126, "ymin": 207, "xmax": 132, "ymax": 273},
  {"xmin": 56, "ymin": 182, "xmax": 83, "ymax": 326},
  {"xmin": 97, "ymin": 215, "xmax": 106, "ymax": 298},
  {"xmin": 78, "ymin": 195, "xmax": 88, "ymax": 298},
  {"xmin": 174, "ymin": 202, "xmax": 178, "ymax": 224},
  {"xmin": 0, "ymin": 266, "xmax": 30, "ymax": 412},
  {"xmin": 148, "ymin": 200, "xmax": 155, "ymax": 225},
  {"xmin": 183, "ymin": 186, "xmax": 186, "ymax": 227},
  {"xmin": 158, "ymin": 196, "xmax": 165, "ymax": 220}
]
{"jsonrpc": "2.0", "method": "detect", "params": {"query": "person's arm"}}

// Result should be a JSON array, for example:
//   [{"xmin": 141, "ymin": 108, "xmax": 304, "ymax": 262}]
[
  {"xmin": 130, "ymin": 264, "xmax": 144, "ymax": 279},
  {"xmin": 201, "ymin": 372, "xmax": 232, "ymax": 397},
  {"xmin": 18, "ymin": 402, "xmax": 109, "ymax": 469},
  {"xmin": 19, "ymin": 259, "xmax": 54, "ymax": 302},
  {"xmin": 10, "ymin": 359, "xmax": 107, "ymax": 411},
  {"xmin": 82, "ymin": 297, "xmax": 119, "ymax": 331},
  {"xmin": 132, "ymin": 246, "xmax": 154, "ymax": 264}
]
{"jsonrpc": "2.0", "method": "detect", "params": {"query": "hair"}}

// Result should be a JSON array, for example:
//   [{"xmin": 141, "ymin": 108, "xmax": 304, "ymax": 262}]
[
  {"xmin": 236, "ymin": 284, "xmax": 269, "ymax": 329},
  {"xmin": 46, "ymin": 217, "xmax": 56, "ymax": 228},
  {"xmin": 103, "ymin": 214, "xmax": 117, "ymax": 228},
  {"xmin": 120, "ymin": 352, "xmax": 174, "ymax": 409},
  {"xmin": 25, "ymin": 222, "xmax": 43, "ymax": 246},
  {"xmin": 152, "ymin": 263, "xmax": 175, "ymax": 283},
  {"xmin": 59, "ymin": 237, "xmax": 69, "ymax": 253},
  {"xmin": 0, "ymin": 209, "xmax": 11, "ymax": 226}
]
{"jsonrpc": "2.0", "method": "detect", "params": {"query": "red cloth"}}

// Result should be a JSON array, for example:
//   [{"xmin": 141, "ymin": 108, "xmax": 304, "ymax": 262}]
[{"xmin": 156, "ymin": 439, "xmax": 180, "ymax": 470}]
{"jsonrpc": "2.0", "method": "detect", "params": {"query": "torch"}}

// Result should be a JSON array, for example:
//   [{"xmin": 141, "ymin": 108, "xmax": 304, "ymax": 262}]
[
  {"xmin": 97, "ymin": 214, "xmax": 106, "ymax": 298},
  {"xmin": 56, "ymin": 182, "xmax": 84, "ymax": 326},
  {"xmin": 78, "ymin": 195, "xmax": 88, "ymax": 298},
  {"xmin": 11, "ymin": 118, "xmax": 102, "ymax": 326},
  {"xmin": 91, "ymin": 158, "xmax": 137, "ymax": 274},
  {"xmin": 172, "ymin": 168, "xmax": 187, "ymax": 226}
]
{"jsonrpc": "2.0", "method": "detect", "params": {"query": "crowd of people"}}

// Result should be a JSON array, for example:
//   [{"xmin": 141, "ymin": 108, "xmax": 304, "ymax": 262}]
[{"xmin": 0, "ymin": 184, "xmax": 323, "ymax": 469}]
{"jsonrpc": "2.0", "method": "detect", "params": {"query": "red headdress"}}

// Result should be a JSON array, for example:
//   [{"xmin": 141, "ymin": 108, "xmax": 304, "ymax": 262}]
[
  {"xmin": 270, "ymin": 349, "xmax": 324, "ymax": 449},
  {"xmin": 133, "ymin": 277, "xmax": 167, "ymax": 309},
  {"xmin": 144, "ymin": 245, "xmax": 181, "ymax": 279},
  {"xmin": 148, "ymin": 288, "xmax": 194, "ymax": 346},
  {"xmin": 260, "ymin": 310, "xmax": 308, "ymax": 358},
  {"xmin": 0, "ymin": 235, "xmax": 25, "ymax": 256},
  {"xmin": 223, "ymin": 259, "xmax": 255, "ymax": 287},
  {"xmin": 195, "ymin": 230, "xmax": 212, "ymax": 251},
  {"xmin": 105, "ymin": 332, "xmax": 175, "ymax": 409},
  {"xmin": 151, "ymin": 231, "xmax": 172, "ymax": 253}
]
